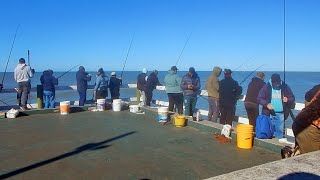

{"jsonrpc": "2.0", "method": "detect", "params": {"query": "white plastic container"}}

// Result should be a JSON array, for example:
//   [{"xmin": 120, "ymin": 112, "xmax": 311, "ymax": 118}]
[
  {"xmin": 221, "ymin": 124, "xmax": 232, "ymax": 139},
  {"xmin": 6, "ymin": 108, "xmax": 19, "ymax": 118},
  {"xmin": 129, "ymin": 105, "xmax": 139, "ymax": 113},
  {"xmin": 60, "ymin": 101, "xmax": 70, "ymax": 115},
  {"xmin": 157, "ymin": 106, "xmax": 169, "ymax": 122},
  {"xmin": 96, "ymin": 99, "xmax": 106, "ymax": 111},
  {"xmin": 112, "ymin": 99, "xmax": 122, "ymax": 112}
]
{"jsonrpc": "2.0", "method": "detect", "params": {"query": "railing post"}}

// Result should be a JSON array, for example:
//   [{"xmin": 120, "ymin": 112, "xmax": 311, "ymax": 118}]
[{"xmin": 37, "ymin": 85, "xmax": 43, "ymax": 109}]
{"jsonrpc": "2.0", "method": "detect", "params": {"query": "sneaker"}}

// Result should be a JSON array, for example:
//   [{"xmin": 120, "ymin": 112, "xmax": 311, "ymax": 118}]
[{"xmin": 20, "ymin": 106, "xmax": 31, "ymax": 111}]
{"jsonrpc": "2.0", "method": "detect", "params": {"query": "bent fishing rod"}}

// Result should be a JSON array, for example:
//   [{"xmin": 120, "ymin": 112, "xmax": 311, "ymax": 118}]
[
  {"xmin": 57, "ymin": 64, "xmax": 81, "ymax": 79},
  {"xmin": 234, "ymin": 56, "xmax": 255, "ymax": 71},
  {"xmin": 239, "ymin": 64, "xmax": 264, "ymax": 85},
  {"xmin": 175, "ymin": 32, "xmax": 192, "ymax": 66},
  {"xmin": 120, "ymin": 33, "xmax": 135, "ymax": 78},
  {"xmin": 1, "ymin": 25, "xmax": 20, "ymax": 88}
]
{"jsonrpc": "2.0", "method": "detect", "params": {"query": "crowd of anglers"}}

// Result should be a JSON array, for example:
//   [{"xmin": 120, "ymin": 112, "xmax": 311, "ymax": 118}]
[{"xmin": 4, "ymin": 57, "xmax": 320, "ymax": 155}]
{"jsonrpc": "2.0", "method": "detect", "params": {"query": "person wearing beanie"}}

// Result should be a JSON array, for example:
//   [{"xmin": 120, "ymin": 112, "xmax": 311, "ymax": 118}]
[
  {"xmin": 40, "ymin": 69, "xmax": 58, "ymax": 108},
  {"xmin": 76, "ymin": 66, "xmax": 91, "ymax": 106},
  {"xmin": 14, "ymin": 58, "xmax": 35, "ymax": 111},
  {"xmin": 145, "ymin": 70, "xmax": 162, "ymax": 106},
  {"xmin": 244, "ymin": 72, "xmax": 266, "ymax": 128},
  {"xmin": 180, "ymin": 67, "xmax": 201, "ymax": 117},
  {"xmin": 219, "ymin": 69, "xmax": 242, "ymax": 126},
  {"xmin": 257, "ymin": 73, "xmax": 295, "ymax": 139},
  {"xmin": 205, "ymin": 66, "xmax": 222, "ymax": 122},
  {"xmin": 137, "ymin": 68, "xmax": 148, "ymax": 105},
  {"xmin": 93, "ymin": 68, "xmax": 108, "ymax": 100},
  {"xmin": 164, "ymin": 66, "xmax": 183, "ymax": 114},
  {"xmin": 109, "ymin": 72, "xmax": 122, "ymax": 100}
]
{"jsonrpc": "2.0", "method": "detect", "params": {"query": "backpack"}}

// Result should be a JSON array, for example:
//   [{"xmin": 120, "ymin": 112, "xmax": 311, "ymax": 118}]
[{"xmin": 255, "ymin": 115, "xmax": 274, "ymax": 139}]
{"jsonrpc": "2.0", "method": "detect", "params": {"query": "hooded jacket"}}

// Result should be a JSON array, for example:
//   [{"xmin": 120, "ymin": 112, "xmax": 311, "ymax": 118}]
[
  {"xmin": 137, "ymin": 73, "xmax": 147, "ymax": 91},
  {"xmin": 109, "ymin": 76, "xmax": 122, "ymax": 95},
  {"xmin": 76, "ymin": 68, "xmax": 91, "ymax": 92},
  {"xmin": 145, "ymin": 72, "xmax": 161, "ymax": 91},
  {"xmin": 219, "ymin": 76, "xmax": 242, "ymax": 107},
  {"xmin": 205, "ymin": 67, "xmax": 222, "ymax": 99},
  {"xmin": 305, "ymin": 84, "xmax": 320, "ymax": 102},
  {"xmin": 164, "ymin": 70, "xmax": 182, "ymax": 94},
  {"xmin": 40, "ymin": 71, "xmax": 58, "ymax": 92},
  {"xmin": 180, "ymin": 72, "xmax": 201, "ymax": 97},
  {"xmin": 257, "ymin": 81, "xmax": 295, "ymax": 120},
  {"xmin": 244, "ymin": 77, "xmax": 265, "ymax": 104},
  {"xmin": 94, "ymin": 74, "xmax": 108, "ymax": 91},
  {"xmin": 14, "ymin": 63, "xmax": 34, "ymax": 83}
]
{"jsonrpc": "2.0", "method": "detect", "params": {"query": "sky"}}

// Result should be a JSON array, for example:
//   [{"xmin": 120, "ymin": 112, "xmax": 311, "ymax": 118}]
[{"xmin": 0, "ymin": 0, "xmax": 319, "ymax": 72}]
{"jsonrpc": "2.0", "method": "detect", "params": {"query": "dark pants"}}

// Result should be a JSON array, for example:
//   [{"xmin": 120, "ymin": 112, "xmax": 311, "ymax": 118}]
[
  {"xmin": 220, "ymin": 105, "xmax": 235, "ymax": 125},
  {"xmin": 17, "ymin": 82, "xmax": 31, "ymax": 107},
  {"xmin": 244, "ymin": 102, "xmax": 259, "ymax": 129},
  {"xmin": 110, "ymin": 89, "xmax": 120, "ymax": 101},
  {"xmin": 145, "ymin": 89, "xmax": 153, "ymax": 106},
  {"xmin": 208, "ymin": 97, "xmax": 219, "ymax": 122},
  {"xmin": 184, "ymin": 96, "xmax": 197, "ymax": 116},
  {"xmin": 168, "ymin": 93, "xmax": 183, "ymax": 114},
  {"xmin": 78, "ymin": 91, "xmax": 87, "ymax": 106}
]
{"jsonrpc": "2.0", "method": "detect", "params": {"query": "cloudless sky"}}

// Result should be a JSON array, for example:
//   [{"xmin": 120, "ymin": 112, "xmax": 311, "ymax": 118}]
[{"xmin": 0, "ymin": 0, "xmax": 319, "ymax": 72}]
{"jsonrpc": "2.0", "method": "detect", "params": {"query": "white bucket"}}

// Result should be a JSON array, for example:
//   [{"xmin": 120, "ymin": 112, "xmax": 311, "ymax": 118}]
[
  {"xmin": 129, "ymin": 105, "xmax": 139, "ymax": 113},
  {"xmin": 221, "ymin": 124, "xmax": 232, "ymax": 138},
  {"xmin": 96, "ymin": 99, "xmax": 106, "ymax": 111},
  {"xmin": 60, "ymin": 101, "xmax": 70, "ymax": 115},
  {"xmin": 112, "ymin": 99, "xmax": 122, "ymax": 112},
  {"xmin": 158, "ymin": 106, "xmax": 169, "ymax": 122}
]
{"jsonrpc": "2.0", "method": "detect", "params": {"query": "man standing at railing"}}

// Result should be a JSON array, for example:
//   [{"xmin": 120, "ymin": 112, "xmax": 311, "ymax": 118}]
[
  {"xmin": 40, "ymin": 69, "xmax": 58, "ymax": 108},
  {"xmin": 76, "ymin": 66, "xmax": 91, "ymax": 106},
  {"xmin": 164, "ymin": 66, "xmax": 183, "ymax": 114},
  {"xmin": 145, "ymin": 70, "xmax": 162, "ymax": 106},
  {"xmin": 109, "ymin": 72, "xmax": 122, "ymax": 101},
  {"xmin": 181, "ymin": 67, "xmax": 201, "ymax": 117},
  {"xmin": 137, "ymin": 68, "xmax": 148, "ymax": 106}
]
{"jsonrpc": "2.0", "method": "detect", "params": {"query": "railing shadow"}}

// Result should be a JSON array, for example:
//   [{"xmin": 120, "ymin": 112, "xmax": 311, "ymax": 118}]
[{"xmin": 0, "ymin": 131, "xmax": 136, "ymax": 179}]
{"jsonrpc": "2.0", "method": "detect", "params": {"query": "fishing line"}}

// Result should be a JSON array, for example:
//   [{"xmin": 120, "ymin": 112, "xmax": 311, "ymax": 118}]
[
  {"xmin": 175, "ymin": 32, "xmax": 192, "ymax": 66},
  {"xmin": 57, "ymin": 64, "xmax": 81, "ymax": 79},
  {"xmin": 239, "ymin": 64, "xmax": 264, "ymax": 85},
  {"xmin": 233, "ymin": 56, "xmax": 255, "ymax": 71},
  {"xmin": 120, "ymin": 33, "xmax": 135, "ymax": 78},
  {"xmin": 0, "ymin": 99, "xmax": 10, "ymax": 106}
]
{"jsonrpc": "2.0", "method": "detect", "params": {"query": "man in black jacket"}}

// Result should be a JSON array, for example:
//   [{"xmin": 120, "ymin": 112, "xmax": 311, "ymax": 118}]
[
  {"xmin": 244, "ymin": 72, "xmax": 265, "ymax": 128},
  {"xmin": 40, "ymin": 69, "xmax": 58, "ymax": 108},
  {"xmin": 219, "ymin": 69, "xmax": 242, "ymax": 126},
  {"xmin": 109, "ymin": 72, "xmax": 122, "ymax": 100},
  {"xmin": 145, "ymin": 70, "xmax": 162, "ymax": 106},
  {"xmin": 76, "ymin": 66, "xmax": 91, "ymax": 106}
]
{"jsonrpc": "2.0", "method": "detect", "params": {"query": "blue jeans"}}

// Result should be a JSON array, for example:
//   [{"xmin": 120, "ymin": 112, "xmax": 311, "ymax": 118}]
[
  {"xmin": 78, "ymin": 91, "xmax": 87, "ymax": 106},
  {"xmin": 184, "ymin": 96, "xmax": 197, "ymax": 116},
  {"xmin": 43, "ymin": 90, "xmax": 55, "ymax": 108},
  {"xmin": 271, "ymin": 113, "xmax": 285, "ymax": 138}
]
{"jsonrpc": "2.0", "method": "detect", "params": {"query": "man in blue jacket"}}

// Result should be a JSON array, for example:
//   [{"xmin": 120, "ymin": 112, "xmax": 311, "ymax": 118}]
[
  {"xmin": 40, "ymin": 69, "xmax": 58, "ymax": 108},
  {"xmin": 180, "ymin": 67, "xmax": 201, "ymax": 117},
  {"xmin": 76, "ymin": 66, "xmax": 91, "ymax": 106},
  {"xmin": 164, "ymin": 66, "xmax": 183, "ymax": 114}
]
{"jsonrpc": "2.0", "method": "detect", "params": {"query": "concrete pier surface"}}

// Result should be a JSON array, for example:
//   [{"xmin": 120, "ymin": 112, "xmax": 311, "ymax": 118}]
[{"xmin": 0, "ymin": 111, "xmax": 279, "ymax": 179}]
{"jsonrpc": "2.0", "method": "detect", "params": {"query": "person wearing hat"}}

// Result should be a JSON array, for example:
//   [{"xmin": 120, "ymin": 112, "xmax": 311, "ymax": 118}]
[
  {"xmin": 137, "ymin": 68, "xmax": 148, "ymax": 105},
  {"xmin": 14, "ymin": 58, "xmax": 35, "ymax": 111},
  {"xmin": 93, "ymin": 68, "xmax": 108, "ymax": 100},
  {"xmin": 164, "ymin": 66, "xmax": 183, "ymax": 114},
  {"xmin": 109, "ymin": 72, "xmax": 122, "ymax": 101},
  {"xmin": 180, "ymin": 67, "xmax": 201, "ymax": 117},
  {"xmin": 244, "ymin": 72, "xmax": 266, "ymax": 128},
  {"xmin": 144, "ymin": 70, "xmax": 162, "ymax": 106},
  {"xmin": 40, "ymin": 69, "xmax": 58, "ymax": 108},
  {"xmin": 257, "ymin": 73, "xmax": 295, "ymax": 139},
  {"xmin": 76, "ymin": 66, "xmax": 91, "ymax": 106},
  {"xmin": 219, "ymin": 69, "xmax": 242, "ymax": 126},
  {"xmin": 205, "ymin": 66, "xmax": 222, "ymax": 122}
]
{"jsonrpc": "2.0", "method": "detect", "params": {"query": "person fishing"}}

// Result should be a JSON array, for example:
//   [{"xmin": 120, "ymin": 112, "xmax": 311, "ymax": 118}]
[
  {"xmin": 109, "ymin": 72, "xmax": 122, "ymax": 101},
  {"xmin": 137, "ymin": 68, "xmax": 148, "ymax": 106},
  {"xmin": 180, "ymin": 67, "xmax": 201, "ymax": 117},
  {"xmin": 40, "ymin": 69, "xmax": 58, "ymax": 108},
  {"xmin": 257, "ymin": 73, "xmax": 295, "ymax": 139},
  {"xmin": 93, "ymin": 68, "xmax": 108, "ymax": 100},
  {"xmin": 205, "ymin": 66, "xmax": 222, "ymax": 122},
  {"xmin": 76, "ymin": 66, "xmax": 91, "ymax": 106},
  {"xmin": 219, "ymin": 69, "xmax": 242, "ymax": 126},
  {"xmin": 14, "ymin": 58, "xmax": 35, "ymax": 111},
  {"xmin": 164, "ymin": 66, "xmax": 183, "ymax": 114},
  {"xmin": 144, "ymin": 70, "xmax": 162, "ymax": 106},
  {"xmin": 244, "ymin": 72, "xmax": 266, "ymax": 129}
]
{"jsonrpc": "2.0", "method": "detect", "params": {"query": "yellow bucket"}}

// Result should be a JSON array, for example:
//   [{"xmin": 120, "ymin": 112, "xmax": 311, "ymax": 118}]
[
  {"xmin": 174, "ymin": 115, "xmax": 186, "ymax": 127},
  {"xmin": 236, "ymin": 124, "xmax": 254, "ymax": 149}
]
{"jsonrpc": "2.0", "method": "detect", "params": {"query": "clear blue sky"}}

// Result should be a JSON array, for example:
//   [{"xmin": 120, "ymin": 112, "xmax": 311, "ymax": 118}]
[{"xmin": 0, "ymin": 0, "xmax": 319, "ymax": 72}]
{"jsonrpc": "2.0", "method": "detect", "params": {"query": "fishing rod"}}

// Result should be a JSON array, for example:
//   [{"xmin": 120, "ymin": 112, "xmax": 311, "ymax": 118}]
[
  {"xmin": 239, "ymin": 64, "xmax": 264, "ymax": 85},
  {"xmin": 0, "ymin": 99, "xmax": 10, "ymax": 106},
  {"xmin": 57, "ymin": 64, "xmax": 81, "ymax": 79},
  {"xmin": 120, "ymin": 33, "xmax": 135, "ymax": 78},
  {"xmin": 27, "ymin": 50, "xmax": 33, "ymax": 109},
  {"xmin": 234, "ymin": 56, "xmax": 255, "ymax": 71},
  {"xmin": 175, "ymin": 32, "xmax": 192, "ymax": 66},
  {"xmin": 283, "ymin": 0, "xmax": 286, "ymax": 90},
  {"xmin": 1, "ymin": 25, "xmax": 20, "ymax": 88}
]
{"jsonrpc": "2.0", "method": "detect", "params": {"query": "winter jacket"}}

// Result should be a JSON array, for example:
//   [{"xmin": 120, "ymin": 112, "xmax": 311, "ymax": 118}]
[
  {"xmin": 257, "ymin": 81, "xmax": 295, "ymax": 120},
  {"xmin": 109, "ymin": 76, "xmax": 122, "ymax": 95},
  {"xmin": 14, "ymin": 63, "xmax": 34, "ymax": 83},
  {"xmin": 305, "ymin": 84, "xmax": 320, "ymax": 102},
  {"xmin": 137, "ymin": 73, "xmax": 147, "ymax": 91},
  {"xmin": 219, "ymin": 77, "xmax": 242, "ymax": 107},
  {"xmin": 244, "ymin": 77, "xmax": 265, "ymax": 104},
  {"xmin": 76, "ymin": 70, "xmax": 91, "ymax": 92},
  {"xmin": 205, "ymin": 67, "xmax": 222, "ymax": 99},
  {"xmin": 40, "ymin": 71, "xmax": 58, "ymax": 92},
  {"xmin": 164, "ymin": 70, "xmax": 182, "ymax": 94},
  {"xmin": 94, "ymin": 74, "xmax": 108, "ymax": 91},
  {"xmin": 180, "ymin": 72, "xmax": 201, "ymax": 97},
  {"xmin": 145, "ymin": 72, "xmax": 161, "ymax": 91}
]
